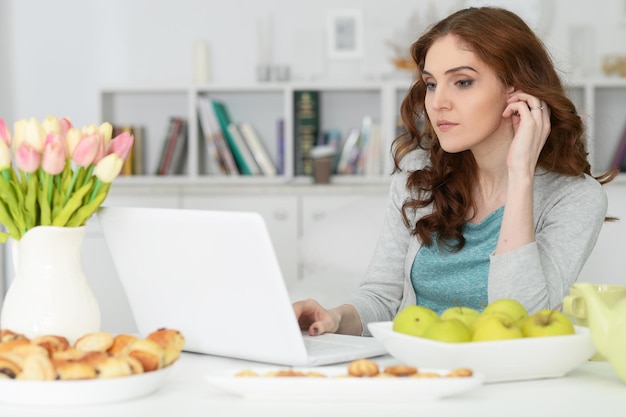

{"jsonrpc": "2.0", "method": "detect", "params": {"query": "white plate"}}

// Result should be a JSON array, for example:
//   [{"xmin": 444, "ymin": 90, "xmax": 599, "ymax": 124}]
[
  {"xmin": 0, "ymin": 366, "xmax": 172, "ymax": 406},
  {"xmin": 205, "ymin": 365, "xmax": 484, "ymax": 401},
  {"xmin": 368, "ymin": 321, "xmax": 595, "ymax": 383}
]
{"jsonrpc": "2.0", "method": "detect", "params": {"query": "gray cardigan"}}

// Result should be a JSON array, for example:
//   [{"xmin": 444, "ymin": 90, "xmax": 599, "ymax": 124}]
[{"xmin": 350, "ymin": 151, "xmax": 608, "ymax": 336}]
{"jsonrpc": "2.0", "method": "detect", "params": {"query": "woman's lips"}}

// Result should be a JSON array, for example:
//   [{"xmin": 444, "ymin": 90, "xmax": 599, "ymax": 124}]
[{"xmin": 436, "ymin": 120, "xmax": 458, "ymax": 132}]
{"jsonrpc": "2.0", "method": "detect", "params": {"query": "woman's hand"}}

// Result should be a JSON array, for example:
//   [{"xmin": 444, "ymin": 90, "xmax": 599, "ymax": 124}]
[
  {"xmin": 502, "ymin": 91, "xmax": 551, "ymax": 177},
  {"xmin": 292, "ymin": 299, "xmax": 341, "ymax": 336}
]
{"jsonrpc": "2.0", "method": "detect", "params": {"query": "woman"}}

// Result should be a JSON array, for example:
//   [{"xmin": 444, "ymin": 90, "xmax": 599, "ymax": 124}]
[{"xmin": 293, "ymin": 7, "xmax": 616, "ymax": 337}]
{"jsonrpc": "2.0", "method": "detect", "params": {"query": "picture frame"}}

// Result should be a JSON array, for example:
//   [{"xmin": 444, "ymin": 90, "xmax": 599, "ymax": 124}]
[{"xmin": 326, "ymin": 10, "xmax": 364, "ymax": 60}]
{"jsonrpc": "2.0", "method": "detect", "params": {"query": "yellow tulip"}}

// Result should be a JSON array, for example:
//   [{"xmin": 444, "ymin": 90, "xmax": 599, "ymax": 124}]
[
  {"xmin": 65, "ymin": 127, "xmax": 82, "ymax": 156},
  {"xmin": 0, "ymin": 141, "xmax": 11, "ymax": 170},
  {"xmin": 41, "ymin": 115, "xmax": 60, "ymax": 134},
  {"xmin": 98, "ymin": 122, "xmax": 113, "ymax": 147},
  {"xmin": 23, "ymin": 117, "xmax": 45, "ymax": 152},
  {"xmin": 12, "ymin": 119, "xmax": 27, "ymax": 150},
  {"xmin": 94, "ymin": 153, "xmax": 123, "ymax": 183}
]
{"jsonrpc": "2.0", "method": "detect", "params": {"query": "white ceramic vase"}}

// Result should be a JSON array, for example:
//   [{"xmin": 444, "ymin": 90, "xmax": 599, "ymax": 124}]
[{"xmin": 0, "ymin": 225, "xmax": 101, "ymax": 343}]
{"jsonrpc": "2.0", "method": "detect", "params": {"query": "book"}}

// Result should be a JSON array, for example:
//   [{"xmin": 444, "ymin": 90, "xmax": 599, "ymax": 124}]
[
  {"xmin": 610, "ymin": 120, "xmax": 626, "ymax": 171},
  {"xmin": 238, "ymin": 121, "xmax": 277, "ymax": 176},
  {"xmin": 227, "ymin": 122, "xmax": 261, "ymax": 175},
  {"xmin": 156, "ymin": 117, "xmax": 184, "ymax": 176},
  {"xmin": 211, "ymin": 100, "xmax": 253, "ymax": 175},
  {"xmin": 277, "ymin": 118, "xmax": 285, "ymax": 175},
  {"xmin": 132, "ymin": 125, "xmax": 145, "ymax": 175},
  {"xmin": 364, "ymin": 122, "xmax": 383, "ymax": 177},
  {"xmin": 197, "ymin": 97, "xmax": 227, "ymax": 176},
  {"xmin": 167, "ymin": 118, "xmax": 188, "ymax": 175},
  {"xmin": 293, "ymin": 90, "xmax": 320, "ymax": 176},
  {"xmin": 355, "ymin": 116, "xmax": 373, "ymax": 175},
  {"xmin": 200, "ymin": 97, "xmax": 239, "ymax": 175},
  {"xmin": 336, "ymin": 128, "xmax": 361, "ymax": 175}
]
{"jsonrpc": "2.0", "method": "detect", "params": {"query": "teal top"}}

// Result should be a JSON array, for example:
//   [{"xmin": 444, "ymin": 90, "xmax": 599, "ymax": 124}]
[{"xmin": 410, "ymin": 206, "xmax": 504, "ymax": 314}]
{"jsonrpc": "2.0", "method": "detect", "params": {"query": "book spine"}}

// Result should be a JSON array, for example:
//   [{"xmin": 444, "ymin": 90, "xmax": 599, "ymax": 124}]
[
  {"xmin": 227, "ymin": 123, "xmax": 261, "ymax": 175},
  {"xmin": 277, "ymin": 118, "xmax": 285, "ymax": 175},
  {"xmin": 167, "ymin": 119, "xmax": 188, "ymax": 175},
  {"xmin": 293, "ymin": 90, "xmax": 319, "ymax": 176},
  {"xmin": 211, "ymin": 100, "xmax": 252, "ymax": 175},
  {"xmin": 197, "ymin": 98, "xmax": 226, "ymax": 176},
  {"xmin": 239, "ymin": 121, "xmax": 277, "ymax": 176},
  {"xmin": 132, "ymin": 125, "xmax": 145, "ymax": 175},
  {"xmin": 611, "ymin": 120, "xmax": 626, "ymax": 171},
  {"xmin": 156, "ymin": 117, "xmax": 181, "ymax": 175}
]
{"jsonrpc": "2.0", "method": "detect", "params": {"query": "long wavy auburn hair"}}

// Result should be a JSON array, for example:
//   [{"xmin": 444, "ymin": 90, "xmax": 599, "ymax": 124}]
[{"xmin": 392, "ymin": 7, "xmax": 616, "ymax": 252}]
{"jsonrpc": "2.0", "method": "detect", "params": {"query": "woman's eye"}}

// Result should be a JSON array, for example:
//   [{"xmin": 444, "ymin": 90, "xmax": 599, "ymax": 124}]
[
  {"xmin": 424, "ymin": 82, "xmax": 436, "ymax": 90},
  {"xmin": 456, "ymin": 79, "xmax": 473, "ymax": 88}
]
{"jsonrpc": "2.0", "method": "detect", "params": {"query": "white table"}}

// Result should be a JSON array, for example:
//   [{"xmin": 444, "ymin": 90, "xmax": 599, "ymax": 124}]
[{"xmin": 0, "ymin": 353, "xmax": 624, "ymax": 417}]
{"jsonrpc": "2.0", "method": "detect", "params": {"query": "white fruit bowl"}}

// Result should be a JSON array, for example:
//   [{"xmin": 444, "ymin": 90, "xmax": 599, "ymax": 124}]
[{"xmin": 368, "ymin": 321, "xmax": 595, "ymax": 383}]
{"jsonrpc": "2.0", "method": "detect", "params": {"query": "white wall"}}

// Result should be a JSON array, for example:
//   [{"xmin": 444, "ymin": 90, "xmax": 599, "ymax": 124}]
[{"xmin": 1, "ymin": 0, "xmax": 626, "ymax": 128}]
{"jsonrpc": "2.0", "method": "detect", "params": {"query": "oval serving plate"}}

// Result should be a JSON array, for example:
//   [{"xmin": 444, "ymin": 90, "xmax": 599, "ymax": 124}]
[
  {"xmin": 205, "ymin": 365, "xmax": 484, "ymax": 401},
  {"xmin": 0, "ymin": 366, "xmax": 172, "ymax": 407}
]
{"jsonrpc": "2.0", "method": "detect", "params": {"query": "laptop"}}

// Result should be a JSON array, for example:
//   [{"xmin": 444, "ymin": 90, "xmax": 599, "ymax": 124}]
[{"xmin": 97, "ymin": 206, "xmax": 386, "ymax": 367}]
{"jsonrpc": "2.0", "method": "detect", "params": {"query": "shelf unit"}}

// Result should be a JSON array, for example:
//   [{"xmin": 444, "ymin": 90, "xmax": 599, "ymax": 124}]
[
  {"xmin": 100, "ymin": 80, "xmax": 416, "ymax": 186},
  {"xmin": 100, "ymin": 77, "xmax": 626, "ymax": 184}
]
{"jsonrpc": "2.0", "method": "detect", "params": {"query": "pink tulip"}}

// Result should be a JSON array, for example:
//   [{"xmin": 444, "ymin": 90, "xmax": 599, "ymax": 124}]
[
  {"xmin": 15, "ymin": 142, "xmax": 41, "ymax": 173},
  {"xmin": 107, "ymin": 131, "xmax": 134, "ymax": 161},
  {"xmin": 59, "ymin": 117, "xmax": 72, "ymax": 138},
  {"xmin": 0, "ymin": 118, "xmax": 11, "ymax": 147},
  {"xmin": 92, "ymin": 133, "xmax": 106, "ymax": 164},
  {"xmin": 42, "ymin": 133, "xmax": 68, "ymax": 175},
  {"xmin": 72, "ymin": 133, "xmax": 100, "ymax": 167}
]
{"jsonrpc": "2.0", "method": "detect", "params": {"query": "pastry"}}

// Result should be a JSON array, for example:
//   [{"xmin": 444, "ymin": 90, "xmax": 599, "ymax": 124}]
[
  {"xmin": 52, "ymin": 347, "xmax": 87, "ymax": 361},
  {"xmin": 0, "ymin": 329, "xmax": 28, "ymax": 344},
  {"xmin": 53, "ymin": 359, "xmax": 97, "ymax": 380},
  {"xmin": 94, "ymin": 356, "xmax": 133, "ymax": 379},
  {"xmin": 16, "ymin": 354, "xmax": 56, "ymax": 381},
  {"xmin": 0, "ymin": 355, "xmax": 21, "ymax": 379},
  {"xmin": 122, "ymin": 355, "xmax": 145, "ymax": 374},
  {"xmin": 107, "ymin": 334, "xmax": 137, "ymax": 356},
  {"xmin": 128, "ymin": 339, "xmax": 165, "ymax": 372},
  {"xmin": 0, "ymin": 338, "xmax": 30, "ymax": 353},
  {"xmin": 31, "ymin": 335, "xmax": 70, "ymax": 355},
  {"xmin": 347, "ymin": 358, "xmax": 379, "ymax": 377},
  {"xmin": 446, "ymin": 368, "xmax": 473, "ymax": 378},
  {"xmin": 147, "ymin": 328, "xmax": 185, "ymax": 366},
  {"xmin": 383, "ymin": 365, "xmax": 418, "ymax": 377},
  {"xmin": 74, "ymin": 332, "xmax": 114, "ymax": 352}
]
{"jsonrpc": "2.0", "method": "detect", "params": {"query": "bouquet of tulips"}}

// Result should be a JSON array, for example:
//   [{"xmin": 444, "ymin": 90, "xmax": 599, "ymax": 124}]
[{"xmin": 0, "ymin": 115, "xmax": 134, "ymax": 243}]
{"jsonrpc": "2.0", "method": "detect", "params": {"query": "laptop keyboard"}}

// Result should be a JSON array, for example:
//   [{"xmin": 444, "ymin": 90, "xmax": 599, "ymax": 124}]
[{"xmin": 303, "ymin": 337, "xmax": 357, "ymax": 353}]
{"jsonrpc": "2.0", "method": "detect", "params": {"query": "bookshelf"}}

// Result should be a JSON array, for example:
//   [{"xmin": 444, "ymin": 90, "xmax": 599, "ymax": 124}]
[
  {"xmin": 100, "ymin": 80, "xmax": 412, "ymax": 186},
  {"xmin": 100, "ymin": 78, "xmax": 626, "ymax": 183}
]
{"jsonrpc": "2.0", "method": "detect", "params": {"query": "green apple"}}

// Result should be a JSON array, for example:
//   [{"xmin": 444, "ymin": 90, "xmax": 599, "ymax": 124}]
[
  {"xmin": 441, "ymin": 306, "xmax": 480, "ymax": 328},
  {"xmin": 470, "ymin": 311, "xmax": 514, "ymax": 335},
  {"xmin": 521, "ymin": 309, "xmax": 575, "ymax": 338},
  {"xmin": 422, "ymin": 318, "xmax": 472, "ymax": 343},
  {"xmin": 481, "ymin": 299, "xmax": 528, "ymax": 327},
  {"xmin": 472, "ymin": 313, "xmax": 524, "ymax": 342},
  {"xmin": 392, "ymin": 305, "xmax": 439, "ymax": 337}
]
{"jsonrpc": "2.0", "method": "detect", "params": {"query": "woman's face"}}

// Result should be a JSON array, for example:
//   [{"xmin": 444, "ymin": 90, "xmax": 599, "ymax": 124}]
[{"xmin": 422, "ymin": 34, "xmax": 513, "ymax": 154}]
